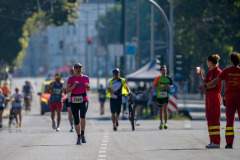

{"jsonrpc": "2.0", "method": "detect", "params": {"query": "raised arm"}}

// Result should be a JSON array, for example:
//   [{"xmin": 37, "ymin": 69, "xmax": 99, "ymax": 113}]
[
  {"xmin": 196, "ymin": 68, "xmax": 206, "ymax": 85},
  {"xmin": 66, "ymin": 81, "xmax": 78, "ymax": 94}
]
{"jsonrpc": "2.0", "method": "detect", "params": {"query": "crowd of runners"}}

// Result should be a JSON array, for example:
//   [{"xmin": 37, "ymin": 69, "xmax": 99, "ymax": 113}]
[{"xmin": 1, "ymin": 51, "xmax": 240, "ymax": 148}]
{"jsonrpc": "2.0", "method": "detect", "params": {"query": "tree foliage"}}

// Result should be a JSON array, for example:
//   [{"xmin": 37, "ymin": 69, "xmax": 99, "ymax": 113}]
[{"xmin": 0, "ymin": 0, "xmax": 79, "ymax": 67}]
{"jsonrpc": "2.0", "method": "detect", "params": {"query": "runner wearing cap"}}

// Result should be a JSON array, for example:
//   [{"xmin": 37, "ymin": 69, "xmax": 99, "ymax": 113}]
[
  {"xmin": 46, "ymin": 74, "xmax": 64, "ymax": 132},
  {"xmin": 66, "ymin": 63, "xmax": 91, "ymax": 145},
  {"xmin": 106, "ymin": 68, "xmax": 130, "ymax": 131}
]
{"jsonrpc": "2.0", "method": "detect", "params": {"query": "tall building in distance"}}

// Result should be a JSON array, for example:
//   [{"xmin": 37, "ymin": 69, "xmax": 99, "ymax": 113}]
[{"xmin": 18, "ymin": 1, "xmax": 114, "ymax": 77}]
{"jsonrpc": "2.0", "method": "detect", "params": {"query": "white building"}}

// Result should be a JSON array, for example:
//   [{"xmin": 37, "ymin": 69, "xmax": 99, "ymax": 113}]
[{"xmin": 19, "ymin": 1, "xmax": 114, "ymax": 77}]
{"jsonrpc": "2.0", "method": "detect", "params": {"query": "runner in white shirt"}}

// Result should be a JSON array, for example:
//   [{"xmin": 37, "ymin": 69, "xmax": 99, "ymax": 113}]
[
  {"xmin": 11, "ymin": 88, "xmax": 23, "ymax": 128},
  {"xmin": 63, "ymin": 68, "xmax": 75, "ymax": 132}
]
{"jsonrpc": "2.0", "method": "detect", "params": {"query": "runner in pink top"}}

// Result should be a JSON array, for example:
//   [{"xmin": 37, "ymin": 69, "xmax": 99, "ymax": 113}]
[
  {"xmin": 68, "ymin": 74, "xmax": 89, "ymax": 102},
  {"xmin": 66, "ymin": 63, "xmax": 91, "ymax": 145}
]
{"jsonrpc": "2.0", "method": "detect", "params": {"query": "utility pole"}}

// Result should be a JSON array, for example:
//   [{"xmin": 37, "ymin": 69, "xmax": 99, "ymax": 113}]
[
  {"xmin": 169, "ymin": 0, "xmax": 174, "ymax": 77},
  {"xmin": 123, "ymin": 0, "xmax": 127, "ymax": 76},
  {"xmin": 146, "ymin": 0, "xmax": 174, "ymax": 76},
  {"xmin": 120, "ymin": 0, "xmax": 127, "ymax": 77},
  {"xmin": 62, "ymin": 26, "xmax": 66, "ymax": 68},
  {"xmin": 136, "ymin": 0, "xmax": 140, "ymax": 69},
  {"xmin": 150, "ymin": 5, "xmax": 154, "ymax": 61},
  {"xmin": 105, "ymin": 0, "xmax": 109, "ymax": 88},
  {"xmin": 85, "ymin": 11, "xmax": 89, "ymax": 75},
  {"xmin": 97, "ymin": 2, "xmax": 100, "ymax": 89}
]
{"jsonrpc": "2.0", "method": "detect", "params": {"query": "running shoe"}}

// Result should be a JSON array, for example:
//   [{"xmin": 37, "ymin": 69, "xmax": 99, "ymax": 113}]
[
  {"xmin": 81, "ymin": 135, "xmax": 87, "ymax": 143},
  {"xmin": 159, "ymin": 123, "xmax": 163, "ymax": 130},
  {"xmin": 116, "ymin": 120, "xmax": 119, "ymax": 127},
  {"xmin": 206, "ymin": 143, "xmax": 220, "ymax": 149},
  {"xmin": 225, "ymin": 144, "xmax": 233, "ymax": 149},
  {"xmin": 52, "ymin": 121, "xmax": 56, "ymax": 130},
  {"xmin": 164, "ymin": 123, "xmax": 168, "ymax": 129},
  {"xmin": 18, "ymin": 124, "xmax": 21, "ymax": 128},
  {"xmin": 0, "ymin": 124, "xmax": 2, "ymax": 128},
  {"xmin": 70, "ymin": 127, "xmax": 75, "ymax": 132},
  {"xmin": 76, "ymin": 137, "xmax": 81, "ymax": 145},
  {"xmin": 56, "ymin": 127, "xmax": 60, "ymax": 132},
  {"xmin": 16, "ymin": 124, "xmax": 19, "ymax": 128},
  {"xmin": 113, "ymin": 126, "xmax": 117, "ymax": 131}
]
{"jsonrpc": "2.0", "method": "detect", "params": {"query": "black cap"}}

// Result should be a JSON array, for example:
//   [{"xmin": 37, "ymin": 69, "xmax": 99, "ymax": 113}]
[
  {"xmin": 112, "ymin": 68, "xmax": 120, "ymax": 74},
  {"xmin": 74, "ymin": 63, "xmax": 82, "ymax": 68}
]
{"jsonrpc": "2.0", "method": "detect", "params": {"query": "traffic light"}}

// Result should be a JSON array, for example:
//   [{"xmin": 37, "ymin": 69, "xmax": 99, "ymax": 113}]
[
  {"xmin": 87, "ymin": 37, "xmax": 92, "ymax": 45},
  {"xmin": 175, "ymin": 54, "xmax": 183, "ymax": 73}
]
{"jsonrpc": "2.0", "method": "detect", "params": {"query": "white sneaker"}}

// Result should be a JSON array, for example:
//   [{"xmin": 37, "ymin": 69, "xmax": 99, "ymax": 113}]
[
  {"xmin": 52, "ymin": 121, "xmax": 56, "ymax": 130},
  {"xmin": 206, "ymin": 143, "xmax": 220, "ymax": 149},
  {"xmin": 56, "ymin": 127, "xmax": 60, "ymax": 132}
]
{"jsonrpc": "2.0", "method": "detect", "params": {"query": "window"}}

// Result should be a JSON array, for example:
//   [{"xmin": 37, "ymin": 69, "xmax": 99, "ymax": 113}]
[{"xmin": 73, "ymin": 48, "xmax": 77, "ymax": 54}]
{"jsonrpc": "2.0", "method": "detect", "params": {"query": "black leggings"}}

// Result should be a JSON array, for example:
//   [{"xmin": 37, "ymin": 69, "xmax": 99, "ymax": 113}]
[{"xmin": 71, "ymin": 101, "xmax": 88, "ymax": 125}]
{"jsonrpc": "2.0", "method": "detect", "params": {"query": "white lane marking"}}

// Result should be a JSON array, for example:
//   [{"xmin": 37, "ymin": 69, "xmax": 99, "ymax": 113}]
[
  {"xmin": 98, "ymin": 155, "xmax": 106, "ymax": 158},
  {"xmin": 97, "ymin": 132, "xmax": 109, "ymax": 160},
  {"xmin": 103, "ymin": 135, "xmax": 109, "ymax": 137},
  {"xmin": 99, "ymin": 150, "xmax": 106, "ymax": 154}
]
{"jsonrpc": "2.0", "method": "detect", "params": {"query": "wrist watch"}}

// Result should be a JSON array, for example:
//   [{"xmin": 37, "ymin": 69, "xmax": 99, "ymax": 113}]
[{"xmin": 204, "ymin": 84, "xmax": 207, "ymax": 88}]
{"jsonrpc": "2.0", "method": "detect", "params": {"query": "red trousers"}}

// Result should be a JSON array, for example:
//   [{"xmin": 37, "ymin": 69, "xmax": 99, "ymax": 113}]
[
  {"xmin": 225, "ymin": 96, "xmax": 240, "ymax": 144},
  {"xmin": 205, "ymin": 91, "xmax": 221, "ymax": 145}
]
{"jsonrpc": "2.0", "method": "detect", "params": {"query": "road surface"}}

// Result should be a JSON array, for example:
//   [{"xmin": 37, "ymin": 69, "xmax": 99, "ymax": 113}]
[{"xmin": 0, "ymin": 78, "xmax": 240, "ymax": 160}]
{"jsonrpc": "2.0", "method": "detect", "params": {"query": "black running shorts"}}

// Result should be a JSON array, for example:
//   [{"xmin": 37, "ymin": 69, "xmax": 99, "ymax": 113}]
[
  {"xmin": 157, "ymin": 97, "xmax": 169, "ymax": 107},
  {"xmin": 110, "ymin": 98, "xmax": 122, "ymax": 114},
  {"xmin": 65, "ymin": 98, "xmax": 71, "ymax": 108}
]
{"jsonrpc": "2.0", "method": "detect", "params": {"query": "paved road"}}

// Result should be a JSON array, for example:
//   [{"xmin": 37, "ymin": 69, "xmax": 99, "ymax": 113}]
[{"xmin": 1, "ymin": 78, "xmax": 240, "ymax": 160}]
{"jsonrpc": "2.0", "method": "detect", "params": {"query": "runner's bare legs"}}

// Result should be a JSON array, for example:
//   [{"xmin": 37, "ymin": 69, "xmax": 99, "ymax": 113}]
[{"xmin": 56, "ymin": 109, "xmax": 61, "ymax": 128}]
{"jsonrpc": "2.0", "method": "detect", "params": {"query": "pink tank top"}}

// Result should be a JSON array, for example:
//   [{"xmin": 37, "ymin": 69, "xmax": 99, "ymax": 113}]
[{"xmin": 67, "ymin": 75, "xmax": 89, "ymax": 102}]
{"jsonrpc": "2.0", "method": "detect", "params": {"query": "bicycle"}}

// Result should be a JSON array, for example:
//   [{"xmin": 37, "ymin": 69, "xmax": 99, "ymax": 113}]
[
  {"xmin": 23, "ymin": 94, "xmax": 31, "ymax": 112},
  {"xmin": 128, "ymin": 91, "xmax": 142, "ymax": 131}
]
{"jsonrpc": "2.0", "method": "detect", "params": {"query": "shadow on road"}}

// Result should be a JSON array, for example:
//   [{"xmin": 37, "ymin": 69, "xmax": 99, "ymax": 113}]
[
  {"xmin": 21, "ymin": 144, "xmax": 73, "ymax": 147},
  {"xmin": 147, "ymin": 148, "xmax": 206, "ymax": 151}
]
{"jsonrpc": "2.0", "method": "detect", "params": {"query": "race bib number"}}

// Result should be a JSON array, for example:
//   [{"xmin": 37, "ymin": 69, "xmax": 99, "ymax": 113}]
[
  {"xmin": 72, "ymin": 96, "xmax": 83, "ymax": 103},
  {"xmin": 159, "ymin": 91, "xmax": 167, "ymax": 97},
  {"xmin": 53, "ymin": 89, "xmax": 61, "ymax": 94}
]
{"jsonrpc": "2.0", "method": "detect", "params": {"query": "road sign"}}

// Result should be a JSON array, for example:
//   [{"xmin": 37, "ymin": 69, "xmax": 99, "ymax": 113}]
[
  {"xmin": 126, "ymin": 45, "xmax": 136, "ymax": 55},
  {"xmin": 169, "ymin": 83, "xmax": 178, "ymax": 95}
]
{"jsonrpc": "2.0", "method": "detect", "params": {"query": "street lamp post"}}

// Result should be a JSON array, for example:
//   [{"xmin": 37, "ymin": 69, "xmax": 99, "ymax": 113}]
[{"xmin": 145, "ymin": 0, "xmax": 174, "ymax": 77}]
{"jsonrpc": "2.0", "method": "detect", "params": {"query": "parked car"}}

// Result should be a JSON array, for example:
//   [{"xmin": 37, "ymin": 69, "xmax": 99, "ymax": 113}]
[{"xmin": 38, "ymin": 80, "xmax": 67, "ymax": 115}]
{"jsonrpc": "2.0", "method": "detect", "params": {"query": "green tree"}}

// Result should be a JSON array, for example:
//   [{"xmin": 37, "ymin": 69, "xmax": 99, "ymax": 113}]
[
  {"xmin": 96, "ymin": 0, "xmax": 240, "ymax": 92},
  {"xmin": 172, "ymin": 0, "xmax": 240, "ymax": 91},
  {"xmin": 0, "ymin": 0, "xmax": 79, "ymax": 67}
]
